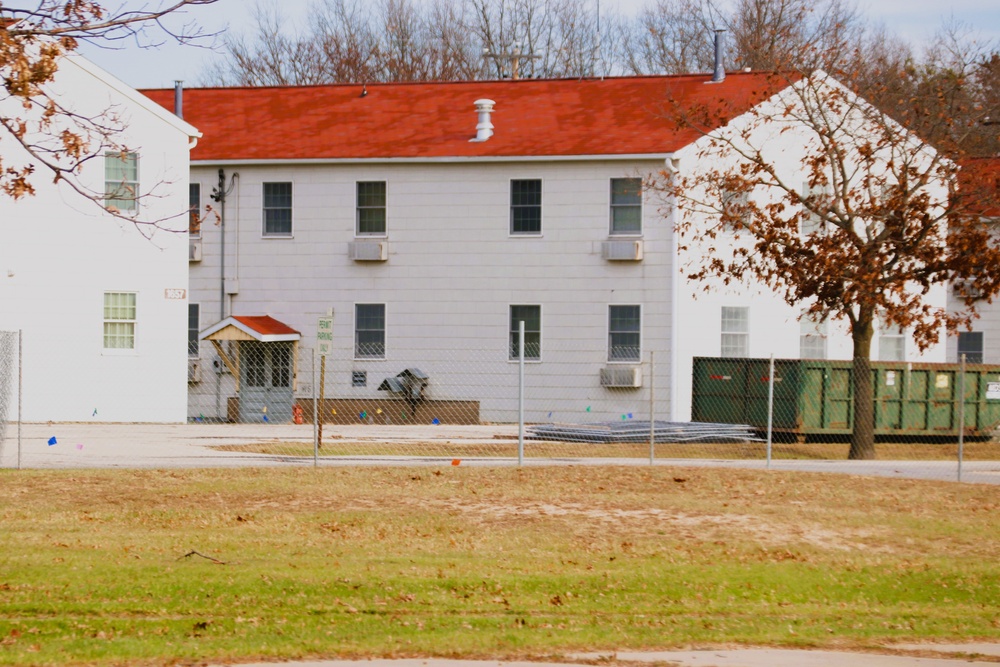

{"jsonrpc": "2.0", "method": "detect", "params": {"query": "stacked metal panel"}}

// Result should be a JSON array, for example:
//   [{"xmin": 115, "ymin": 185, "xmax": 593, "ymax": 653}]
[{"xmin": 526, "ymin": 420, "xmax": 763, "ymax": 444}]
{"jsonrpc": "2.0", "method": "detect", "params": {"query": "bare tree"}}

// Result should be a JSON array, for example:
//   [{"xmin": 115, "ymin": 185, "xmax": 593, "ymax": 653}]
[
  {"xmin": 1, "ymin": 1, "xmax": 217, "ymax": 228},
  {"xmin": 617, "ymin": 0, "xmax": 717, "ymax": 75},
  {"xmin": 728, "ymin": 0, "xmax": 864, "ymax": 71},
  {"xmin": 657, "ymin": 70, "xmax": 1000, "ymax": 459}
]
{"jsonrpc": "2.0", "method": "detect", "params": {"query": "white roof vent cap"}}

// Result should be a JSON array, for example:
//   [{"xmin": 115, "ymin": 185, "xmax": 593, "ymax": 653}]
[{"xmin": 470, "ymin": 98, "xmax": 495, "ymax": 142}]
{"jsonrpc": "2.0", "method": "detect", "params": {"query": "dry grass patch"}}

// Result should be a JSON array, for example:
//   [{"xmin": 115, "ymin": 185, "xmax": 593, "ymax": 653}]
[
  {"xmin": 0, "ymin": 466, "xmax": 998, "ymax": 666},
  {"xmin": 213, "ymin": 438, "xmax": 1000, "ymax": 460}
]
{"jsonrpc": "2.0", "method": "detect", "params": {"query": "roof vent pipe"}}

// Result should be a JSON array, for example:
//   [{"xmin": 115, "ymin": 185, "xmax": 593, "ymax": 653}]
[
  {"xmin": 711, "ymin": 30, "xmax": 725, "ymax": 83},
  {"xmin": 470, "ymin": 99, "xmax": 495, "ymax": 142},
  {"xmin": 173, "ymin": 80, "xmax": 184, "ymax": 118}
]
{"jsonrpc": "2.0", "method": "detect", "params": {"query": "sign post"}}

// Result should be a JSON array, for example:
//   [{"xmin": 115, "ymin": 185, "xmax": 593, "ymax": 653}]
[{"xmin": 316, "ymin": 316, "xmax": 333, "ymax": 446}]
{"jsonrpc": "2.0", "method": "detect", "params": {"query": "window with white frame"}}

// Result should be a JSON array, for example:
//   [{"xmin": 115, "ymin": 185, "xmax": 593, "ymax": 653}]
[
  {"xmin": 610, "ymin": 178, "xmax": 642, "ymax": 235},
  {"xmin": 188, "ymin": 303, "xmax": 200, "ymax": 357},
  {"xmin": 721, "ymin": 188, "xmax": 749, "ymax": 233},
  {"xmin": 799, "ymin": 312, "xmax": 827, "ymax": 359},
  {"xmin": 509, "ymin": 305, "xmax": 541, "ymax": 360},
  {"xmin": 958, "ymin": 331, "xmax": 983, "ymax": 364},
  {"xmin": 189, "ymin": 183, "xmax": 201, "ymax": 236},
  {"xmin": 103, "ymin": 292, "xmax": 136, "ymax": 350},
  {"xmin": 510, "ymin": 179, "xmax": 541, "ymax": 234},
  {"xmin": 721, "ymin": 306, "xmax": 749, "ymax": 358},
  {"xmin": 357, "ymin": 181, "xmax": 387, "ymax": 236},
  {"xmin": 878, "ymin": 320, "xmax": 905, "ymax": 361},
  {"xmin": 104, "ymin": 151, "xmax": 138, "ymax": 212},
  {"xmin": 355, "ymin": 304, "xmax": 385, "ymax": 359},
  {"xmin": 608, "ymin": 305, "xmax": 641, "ymax": 362},
  {"xmin": 800, "ymin": 182, "xmax": 830, "ymax": 237},
  {"xmin": 262, "ymin": 182, "xmax": 292, "ymax": 236}
]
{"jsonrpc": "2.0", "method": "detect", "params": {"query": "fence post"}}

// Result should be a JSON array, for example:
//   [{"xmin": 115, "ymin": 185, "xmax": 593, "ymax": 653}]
[
  {"xmin": 518, "ymin": 320, "xmax": 524, "ymax": 466},
  {"xmin": 17, "ymin": 330, "xmax": 22, "ymax": 471},
  {"xmin": 649, "ymin": 350, "xmax": 655, "ymax": 465},
  {"xmin": 766, "ymin": 354, "xmax": 775, "ymax": 470},
  {"xmin": 958, "ymin": 353, "xmax": 966, "ymax": 483},
  {"xmin": 313, "ymin": 348, "xmax": 319, "ymax": 468}
]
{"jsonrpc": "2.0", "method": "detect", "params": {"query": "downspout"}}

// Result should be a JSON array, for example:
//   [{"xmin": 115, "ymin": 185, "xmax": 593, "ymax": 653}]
[
  {"xmin": 665, "ymin": 155, "xmax": 682, "ymax": 421},
  {"xmin": 217, "ymin": 168, "xmax": 225, "ymax": 321},
  {"xmin": 211, "ymin": 169, "xmax": 239, "ymax": 320}
]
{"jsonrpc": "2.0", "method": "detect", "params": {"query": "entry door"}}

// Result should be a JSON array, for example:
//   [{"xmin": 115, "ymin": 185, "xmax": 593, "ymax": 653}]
[{"xmin": 239, "ymin": 341, "xmax": 294, "ymax": 423}]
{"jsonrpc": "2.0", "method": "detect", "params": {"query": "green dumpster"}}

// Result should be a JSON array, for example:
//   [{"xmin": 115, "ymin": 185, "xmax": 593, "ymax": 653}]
[{"xmin": 691, "ymin": 357, "xmax": 1000, "ymax": 439}]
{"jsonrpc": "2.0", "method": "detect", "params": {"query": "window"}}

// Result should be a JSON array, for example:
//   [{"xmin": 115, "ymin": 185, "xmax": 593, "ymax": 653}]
[
  {"xmin": 509, "ymin": 305, "xmax": 541, "ymax": 360},
  {"xmin": 188, "ymin": 303, "xmax": 200, "ymax": 357},
  {"xmin": 721, "ymin": 188, "xmax": 749, "ymax": 233},
  {"xmin": 104, "ymin": 151, "xmax": 138, "ymax": 212},
  {"xmin": 510, "ymin": 179, "xmax": 541, "ymax": 234},
  {"xmin": 355, "ymin": 304, "xmax": 385, "ymax": 359},
  {"xmin": 958, "ymin": 331, "xmax": 983, "ymax": 364},
  {"xmin": 189, "ymin": 183, "xmax": 201, "ymax": 236},
  {"xmin": 103, "ymin": 292, "xmax": 136, "ymax": 350},
  {"xmin": 878, "ymin": 320, "xmax": 905, "ymax": 361},
  {"xmin": 610, "ymin": 178, "xmax": 642, "ymax": 235},
  {"xmin": 800, "ymin": 182, "xmax": 830, "ymax": 237},
  {"xmin": 799, "ymin": 312, "xmax": 827, "ymax": 359},
  {"xmin": 272, "ymin": 345, "xmax": 291, "ymax": 388},
  {"xmin": 721, "ymin": 306, "xmax": 749, "ymax": 358},
  {"xmin": 263, "ymin": 182, "xmax": 292, "ymax": 236},
  {"xmin": 357, "ymin": 181, "xmax": 387, "ymax": 236},
  {"xmin": 352, "ymin": 371, "xmax": 368, "ymax": 387},
  {"xmin": 608, "ymin": 305, "xmax": 641, "ymax": 361}
]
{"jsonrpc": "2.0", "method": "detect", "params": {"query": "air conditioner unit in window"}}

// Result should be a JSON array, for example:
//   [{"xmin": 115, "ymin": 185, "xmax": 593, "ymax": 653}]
[
  {"xmin": 349, "ymin": 240, "xmax": 388, "ymax": 261},
  {"xmin": 189, "ymin": 238, "xmax": 202, "ymax": 262},
  {"xmin": 953, "ymin": 281, "xmax": 984, "ymax": 299},
  {"xmin": 188, "ymin": 359, "xmax": 202, "ymax": 383},
  {"xmin": 600, "ymin": 366, "xmax": 642, "ymax": 388},
  {"xmin": 602, "ymin": 239, "xmax": 643, "ymax": 261}
]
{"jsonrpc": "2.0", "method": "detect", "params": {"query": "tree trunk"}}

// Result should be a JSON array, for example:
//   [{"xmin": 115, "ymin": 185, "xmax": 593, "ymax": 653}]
[{"xmin": 849, "ymin": 317, "xmax": 876, "ymax": 460}]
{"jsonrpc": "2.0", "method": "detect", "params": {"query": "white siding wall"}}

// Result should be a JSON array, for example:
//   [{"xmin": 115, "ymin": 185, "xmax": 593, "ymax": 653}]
[
  {"xmin": 188, "ymin": 159, "xmax": 673, "ymax": 422},
  {"xmin": 669, "ymin": 86, "xmax": 949, "ymax": 421},
  {"xmin": 0, "ymin": 57, "xmax": 191, "ymax": 422}
]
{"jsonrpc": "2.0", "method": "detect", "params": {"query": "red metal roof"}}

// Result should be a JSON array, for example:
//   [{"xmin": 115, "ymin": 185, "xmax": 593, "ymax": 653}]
[
  {"xmin": 232, "ymin": 315, "xmax": 300, "ymax": 337},
  {"xmin": 141, "ymin": 73, "xmax": 791, "ymax": 161}
]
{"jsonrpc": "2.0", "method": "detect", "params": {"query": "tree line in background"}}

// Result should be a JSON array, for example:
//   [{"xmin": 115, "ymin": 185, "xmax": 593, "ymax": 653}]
[{"xmin": 206, "ymin": 0, "xmax": 999, "ymax": 157}]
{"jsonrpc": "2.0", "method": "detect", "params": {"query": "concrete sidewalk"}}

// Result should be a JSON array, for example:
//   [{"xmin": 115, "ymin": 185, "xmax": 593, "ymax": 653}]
[
  {"xmin": 218, "ymin": 645, "xmax": 1000, "ymax": 667},
  {"xmin": 3, "ymin": 422, "xmax": 999, "ymax": 484}
]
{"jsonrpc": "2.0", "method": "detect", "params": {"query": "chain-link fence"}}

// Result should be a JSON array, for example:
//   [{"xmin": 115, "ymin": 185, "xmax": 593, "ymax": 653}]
[
  {"xmin": 3, "ymin": 328, "xmax": 999, "ymax": 481},
  {"xmin": 0, "ymin": 331, "xmax": 17, "ymax": 465}
]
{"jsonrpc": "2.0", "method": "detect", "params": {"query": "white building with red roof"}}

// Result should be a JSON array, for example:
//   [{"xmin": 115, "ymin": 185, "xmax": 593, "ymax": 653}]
[
  {"xmin": 142, "ymin": 70, "xmax": 950, "ymax": 424},
  {"xmin": 0, "ymin": 54, "xmax": 199, "ymax": 424}
]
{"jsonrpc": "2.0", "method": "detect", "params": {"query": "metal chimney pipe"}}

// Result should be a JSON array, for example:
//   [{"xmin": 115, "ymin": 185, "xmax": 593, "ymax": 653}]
[
  {"xmin": 711, "ymin": 30, "xmax": 725, "ymax": 83},
  {"xmin": 173, "ymin": 80, "xmax": 184, "ymax": 118},
  {"xmin": 470, "ymin": 99, "xmax": 495, "ymax": 142}
]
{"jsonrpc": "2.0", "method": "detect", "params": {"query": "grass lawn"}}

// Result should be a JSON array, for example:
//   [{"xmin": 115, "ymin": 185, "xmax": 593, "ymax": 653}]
[{"xmin": 0, "ymin": 466, "xmax": 998, "ymax": 666}]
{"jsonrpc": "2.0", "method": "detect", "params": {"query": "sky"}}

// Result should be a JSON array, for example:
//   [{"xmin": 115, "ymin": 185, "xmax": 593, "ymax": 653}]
[{"xmin": 72, "ymin": 0, "xmax": 1000, "ymax": 90}]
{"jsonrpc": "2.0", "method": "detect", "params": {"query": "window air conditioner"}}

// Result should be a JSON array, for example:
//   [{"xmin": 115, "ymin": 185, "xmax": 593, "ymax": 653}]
[
  {"xmin": 602, "ymin": 239, "xmax": 643, "ymax": 261},
  {"xmin": 600, "ymin": 366, "xmax": 642, "ymax": 388},
  {"xmin": 349, "ymin": 240, "xmax": 388, "ymax": 261},
  {"xmin": 953, "ymin": 281, "xmax": 984, "ymax": 299}
]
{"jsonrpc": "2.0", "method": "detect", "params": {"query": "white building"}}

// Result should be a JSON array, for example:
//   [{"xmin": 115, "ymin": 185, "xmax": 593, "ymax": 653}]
[
  {"xmin": 0, "ymin": 54, "xmax": 199, "ymax": 422},
  {"xmin": 947, "ymin": 157, "xmax": 1000, "ymax": 364},
  {"xmin": 142, "ymin": 71, "xmax": 949, "ymax": 424}
]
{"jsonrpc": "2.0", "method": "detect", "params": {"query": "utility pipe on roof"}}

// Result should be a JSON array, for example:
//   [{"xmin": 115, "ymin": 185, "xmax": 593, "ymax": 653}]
[
  {"xmin": 711, "ymin": 30, "xmax": 726, "ymax": 83},
  {"xmin": 470, "ymin": 99, "xmax": 495, "ymax": 142},
  {"xmin": 174, "ymin": 80, "xmax": 183, "ymax": 118}
]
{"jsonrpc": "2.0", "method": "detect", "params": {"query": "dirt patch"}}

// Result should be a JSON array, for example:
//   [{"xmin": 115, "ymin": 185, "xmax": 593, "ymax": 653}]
[{"xmin": 423, "ymin": 498, "xmax": 877, "ymax": 552}]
